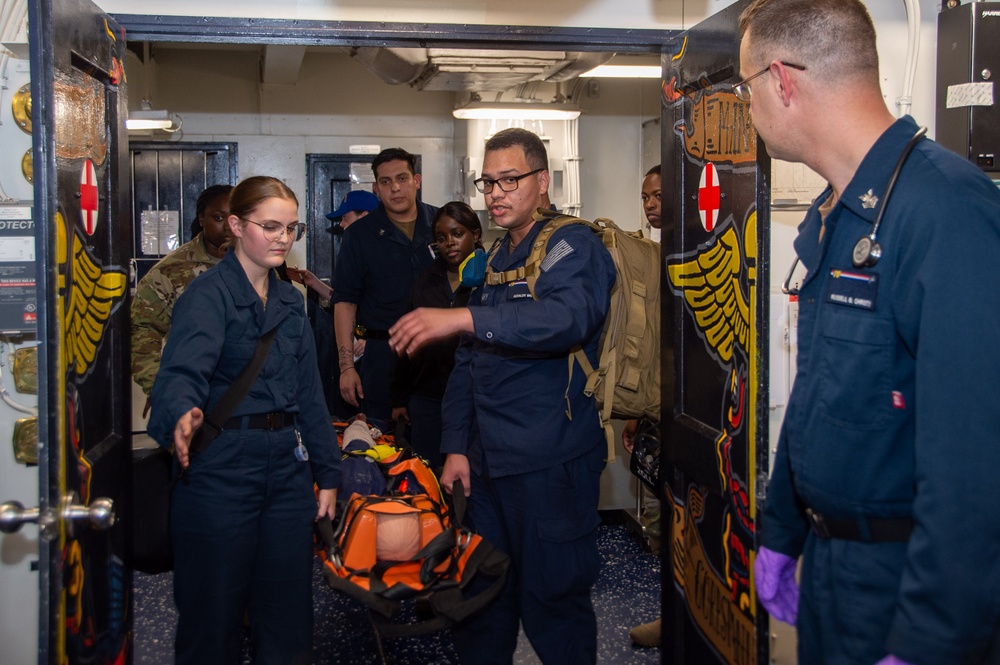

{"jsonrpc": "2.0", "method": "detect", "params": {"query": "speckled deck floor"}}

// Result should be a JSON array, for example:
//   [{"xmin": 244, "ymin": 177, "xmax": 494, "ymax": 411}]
[{"xmin": 133, "ymin": 518, "xmax": 662, "ymax": 664}]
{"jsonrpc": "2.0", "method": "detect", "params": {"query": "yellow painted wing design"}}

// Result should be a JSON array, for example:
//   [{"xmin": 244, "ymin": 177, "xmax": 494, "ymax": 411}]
[
  {"xmin": 666, "ymin": 225, "xmax": 749, "ymax": 364},
  {"xmin": 65, "ymin": 231, "xmax": 127, "ymax": 376}
]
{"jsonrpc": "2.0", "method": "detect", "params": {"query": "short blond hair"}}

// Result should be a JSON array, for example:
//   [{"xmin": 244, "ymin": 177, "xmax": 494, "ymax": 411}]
[{"xmin": 739, "ymin": 0, "xmax": 880, "ymax": 87}]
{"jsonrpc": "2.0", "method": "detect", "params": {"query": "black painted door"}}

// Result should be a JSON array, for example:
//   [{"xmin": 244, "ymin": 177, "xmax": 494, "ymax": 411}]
[
  {"xmin": 305, "ymin": 154, "xmax": 371, "ymax": 418},
  {"xmin": 29, "ymin": 0, "xmax": 132, "ymax": 661},
  {"xmin": 661, "ymin": 2, "xmax": 771, "ymax": 663}
]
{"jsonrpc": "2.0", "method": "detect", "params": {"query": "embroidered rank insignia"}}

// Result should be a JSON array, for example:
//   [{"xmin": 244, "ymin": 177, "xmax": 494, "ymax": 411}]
[{"xmin": 539, "ymin": 239, "xmax": 574, "ymax": 273}]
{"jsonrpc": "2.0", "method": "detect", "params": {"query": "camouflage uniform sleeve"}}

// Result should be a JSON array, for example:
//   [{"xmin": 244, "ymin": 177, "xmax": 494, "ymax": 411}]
[{"xmin": 130, "ymin": 268, "xmax": 180, "ymax": 395}]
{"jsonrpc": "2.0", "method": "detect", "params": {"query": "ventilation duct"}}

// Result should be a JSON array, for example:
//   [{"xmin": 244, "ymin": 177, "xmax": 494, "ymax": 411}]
[{"xmin": 349, "ymin": 47, "xmax": 614, "ymax": 92}]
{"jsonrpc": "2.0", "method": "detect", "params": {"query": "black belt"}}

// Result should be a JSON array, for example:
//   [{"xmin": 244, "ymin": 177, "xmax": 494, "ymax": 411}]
[
  {"xmin": 471, "ymin": 339, "xmax": 564, "ymax": 360},
  {"xmin": 355, "ymin": 325, "xmax": 390, "ymax": 340},
  {"xmin": 806, "ymin": 508, "xmax": 913, "ymax": 542},
  {"xmin": 224, "ymin": 412, "xmax": 295, "ymax": 430}
]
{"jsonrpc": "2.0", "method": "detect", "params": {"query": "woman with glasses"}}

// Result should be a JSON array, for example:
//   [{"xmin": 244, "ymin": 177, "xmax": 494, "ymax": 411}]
[{"xmin": 148, "ymin": 175, "xmax": 340, "ymax": 664}]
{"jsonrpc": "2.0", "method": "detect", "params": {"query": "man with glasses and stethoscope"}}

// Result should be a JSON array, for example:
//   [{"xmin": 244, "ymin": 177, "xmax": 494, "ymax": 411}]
[{"xmin": 738, "ymin": 2, "xmax": 1000, "ymax": 664}]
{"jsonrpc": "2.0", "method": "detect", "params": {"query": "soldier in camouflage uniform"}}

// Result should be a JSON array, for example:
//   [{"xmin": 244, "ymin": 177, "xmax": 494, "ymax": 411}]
[{"xmin": 131, "ymin": 185, "xmax": 233, "ymax": 399}]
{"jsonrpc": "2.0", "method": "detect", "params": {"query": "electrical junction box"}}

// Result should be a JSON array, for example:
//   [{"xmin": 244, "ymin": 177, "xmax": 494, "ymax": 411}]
[
  {"xmin": 0, "ymin": 202, "xmax": 36, "ymax": 335},
  {"xmin": 936, "ymin": 1, "xmax": 1000, "ymax": 172}
]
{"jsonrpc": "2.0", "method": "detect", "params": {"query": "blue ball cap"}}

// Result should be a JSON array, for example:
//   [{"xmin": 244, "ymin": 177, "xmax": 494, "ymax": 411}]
[{"xmin": 326, "ymin": 190, "xmax": 380, "ymax": 220}]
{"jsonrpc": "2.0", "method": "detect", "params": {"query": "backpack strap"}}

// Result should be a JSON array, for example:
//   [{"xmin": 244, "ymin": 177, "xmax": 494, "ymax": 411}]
[
  {"xmin": 485, "ymin": 208, "xmax": 596, "ymax": 294},
  {"xmin": 483, "ymin": 236, "xmax": 515, "ymax": 284},
  {"xmin": 571, "ymin": 345, "xmax": 616, "ymax": 463},
  {"xmin": 576, "ymin": 219, "xmax": 631, "ymax": 464}
]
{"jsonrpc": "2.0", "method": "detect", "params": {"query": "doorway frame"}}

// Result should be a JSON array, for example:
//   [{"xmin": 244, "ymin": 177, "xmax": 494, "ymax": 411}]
[
  {"xmin": 111, "ymin": 11, "xmax": 685, "ymax": 655},
  {"xmin": 113, "ymin": 10, "xmax": 682, "ymax": 427},
  {"xmin": 111, "ymin": 16, "xmax": 677, "ymax": 53}
]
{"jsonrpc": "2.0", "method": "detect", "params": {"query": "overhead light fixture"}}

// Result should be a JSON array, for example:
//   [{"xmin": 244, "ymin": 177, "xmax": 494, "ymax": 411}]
[
  {"xmin": 126, "ymin": 108, "xmax": 182, "ymax": 132},
  {"xmin": 579, "ymin": 65, "xmax": 661, "ymax": 78},
  {"xmin": 452, "ymin": 101, "xmax": 581, "ymax": 121}
]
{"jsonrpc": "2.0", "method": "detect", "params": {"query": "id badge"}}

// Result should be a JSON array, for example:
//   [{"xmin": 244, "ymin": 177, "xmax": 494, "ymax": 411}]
[{"xmin": 294, "ymin": 429, "xmax": 309, "ymax": 462}]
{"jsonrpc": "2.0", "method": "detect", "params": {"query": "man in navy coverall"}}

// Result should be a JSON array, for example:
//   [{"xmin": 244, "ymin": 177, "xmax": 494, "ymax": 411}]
[
  {"xmin": 389, "ymin": 128, "xmax": 615, "ymax": 664},
  {"xmin": 739, "ymin": 2, "xmax": 1000, "ymax": 664},
  {"xmin": 333, "ymin": 148, "xmax": 438, "ymax": 420}
]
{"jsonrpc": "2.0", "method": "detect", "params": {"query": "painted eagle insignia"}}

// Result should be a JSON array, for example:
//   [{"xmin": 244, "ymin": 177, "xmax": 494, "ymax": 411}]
[
  {"xmin": 666, "ymin": 214, "xmax": 757, "ymax": 365},
  {"xmin": 56, "ymin": 212, "xmax": 127, "ymax": 377}
]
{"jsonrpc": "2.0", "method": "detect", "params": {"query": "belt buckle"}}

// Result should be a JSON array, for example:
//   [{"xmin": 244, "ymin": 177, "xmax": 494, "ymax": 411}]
[
  {"xmin": 806, "ymin": 508, "xmax": 831, "ymax": 538},
  {"xmin": 354, "ymin": 324, "xmax": 367, "ymax": 339},
  {"xmin": 266, "ymin": 412, "xmax": 282, "ymax": 429}
]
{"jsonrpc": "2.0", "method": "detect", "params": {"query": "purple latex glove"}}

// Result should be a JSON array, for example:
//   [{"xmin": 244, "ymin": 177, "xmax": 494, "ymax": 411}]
[
  {"xmin": 754, "ymin": 546, "xmax": 799, "ymax": 624},
  {"xmin": 875, "ymin": 657, "xmax": 916, "ymax": 665}
]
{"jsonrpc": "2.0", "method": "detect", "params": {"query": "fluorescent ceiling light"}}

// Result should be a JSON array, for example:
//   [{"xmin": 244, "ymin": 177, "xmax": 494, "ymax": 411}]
[
  {"xmin": 579, "ymin": 65, "xmax": 661, "ymax": 78},
  {"xmin": 126, "ymin": 109, "xmax": 181, "ymax": 131},
  {"xmin": 452, "ymin": 102, "xmax": 581, "ymax": 120}
]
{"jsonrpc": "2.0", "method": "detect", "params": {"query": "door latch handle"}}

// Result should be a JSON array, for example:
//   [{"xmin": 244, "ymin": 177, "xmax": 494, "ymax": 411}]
[{"xmin": 0, "ymin": 493, "xmax": 114, "ymax": 540}]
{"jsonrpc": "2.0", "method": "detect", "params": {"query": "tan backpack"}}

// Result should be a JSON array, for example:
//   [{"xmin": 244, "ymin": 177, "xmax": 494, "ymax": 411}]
[{"xmin": 486, "ymin": 208, "xmax": 661, "ymax": 462}]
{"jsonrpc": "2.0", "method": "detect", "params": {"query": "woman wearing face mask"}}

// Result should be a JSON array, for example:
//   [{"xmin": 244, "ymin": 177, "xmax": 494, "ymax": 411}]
[
  {"xmin": 148, "ymin": 175, "xmax": 339, "ymax": 665},
  {"xmin": 389, "ymin": 201, "xmax": 483, "ymax": 469}
]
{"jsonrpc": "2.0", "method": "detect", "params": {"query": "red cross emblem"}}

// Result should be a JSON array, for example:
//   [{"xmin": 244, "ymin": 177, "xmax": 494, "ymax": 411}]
[
  {"xmin": 698, "ymin": 162, "xmax": 720, "ymax": 232},
  {"xmin": 79, "ymin": 159, "xmax": 99, "ymax": 235}
]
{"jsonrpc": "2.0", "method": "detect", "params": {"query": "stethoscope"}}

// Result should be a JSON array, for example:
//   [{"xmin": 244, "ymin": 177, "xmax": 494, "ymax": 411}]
[{"xmin": 781, "ymin": 126, "xmax": 927, "ymax": 296}]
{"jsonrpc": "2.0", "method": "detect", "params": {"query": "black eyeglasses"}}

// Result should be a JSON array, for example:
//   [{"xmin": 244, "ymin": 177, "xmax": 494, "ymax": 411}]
[
  {"xmin": 473, "ymin": 168, "xmax": 545, "ymax": 194},
  {"xmin": 241, "ymin": 218, "xmax": 306, "ymax": 242},
  {"xmin": 733, "ymin": 62, "xmax": 806, "ymax": 102}
]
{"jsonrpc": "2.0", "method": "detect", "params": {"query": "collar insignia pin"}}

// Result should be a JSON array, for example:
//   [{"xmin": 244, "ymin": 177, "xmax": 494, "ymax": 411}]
[
  {"xmin": 859, "ymin": 189, "xmax": 878, "ymax": 209},
  {"xmin": 378, "ymin": 228, "xmax": 385, "ymax": 237}
]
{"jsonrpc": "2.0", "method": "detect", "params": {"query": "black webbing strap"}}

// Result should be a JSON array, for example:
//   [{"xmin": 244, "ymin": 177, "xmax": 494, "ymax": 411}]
[
  {"xmin": 393, "ymin": 418, "xmax": 412, "ymax": 451},
  {"xmin": 189, "ymin": 326, "xmax": 278, "ymax": 457},
  {"xmin": 365, "ymin": 536, "xmax": 511, "ymax": 638}
]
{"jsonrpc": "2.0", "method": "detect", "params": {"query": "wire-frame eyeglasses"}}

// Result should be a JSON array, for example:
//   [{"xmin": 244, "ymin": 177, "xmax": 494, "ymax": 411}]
[
  {"xmin": 241, "ymin": 218, "xmax": 306, "ymax": 242},
  {"xmin": 732, "ymin": 62, "xmax": 806, "ymax": 102}
]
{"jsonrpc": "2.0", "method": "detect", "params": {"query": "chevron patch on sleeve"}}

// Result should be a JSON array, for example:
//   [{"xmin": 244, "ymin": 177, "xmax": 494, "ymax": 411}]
[{"xmin": 540, "ymin": 239, "xmax": 574, "ymax": 273}]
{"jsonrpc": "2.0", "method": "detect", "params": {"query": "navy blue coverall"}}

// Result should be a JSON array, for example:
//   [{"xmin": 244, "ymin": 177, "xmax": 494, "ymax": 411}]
[
  {"xmin": 332, "ymin": 202, "xmax": 437, "ymax": 419},
  {"xmin": 762, "ymin": 116, "xmax": 1000, "ymax": 664},
  {"xmin": 440, "ymin": 220, "xmax": 615, "ymax": 664},
  {"xmin": 149, "ymin": 251, "xmax": 340, "ymax": 665}
]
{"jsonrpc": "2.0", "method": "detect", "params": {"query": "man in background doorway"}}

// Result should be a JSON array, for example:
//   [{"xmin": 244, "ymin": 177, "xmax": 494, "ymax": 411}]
[
  {"xmin": 640, "ymin": 164, "xmax": 662, "ymax": 231},
  {"xmin": 622, "ymin": 163, "xmax": 664, "ymax": 648},
  {"xmin": 286, "ymin": 189, "xmax": 380, "ymax": 419},
  {"xmin": 286, "ymin": 189, "xmax": 380, "ymax": 308},
  {"xmin": 333, "ymin": 148, "xmax": 438, "ymax": 420},
  {"xmin": 328, "ymin": 189, "xmax": 379, "ymax": 236}
]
